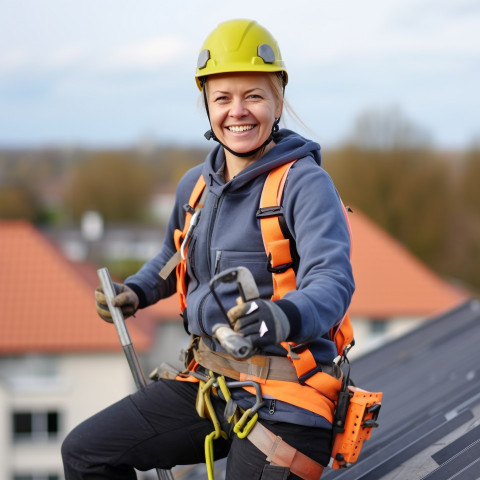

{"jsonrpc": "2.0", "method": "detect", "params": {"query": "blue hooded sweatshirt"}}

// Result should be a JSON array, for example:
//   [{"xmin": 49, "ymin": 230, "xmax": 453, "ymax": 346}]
[{"xmin": 125, "ymin": 129, "xmax": 355, "ymax": 427}]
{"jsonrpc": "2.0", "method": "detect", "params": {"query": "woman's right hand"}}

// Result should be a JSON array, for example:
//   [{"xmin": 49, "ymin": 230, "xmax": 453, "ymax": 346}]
[{"xmin": 95, "ymin": 283, "xmax": 139, "ymax": 323}]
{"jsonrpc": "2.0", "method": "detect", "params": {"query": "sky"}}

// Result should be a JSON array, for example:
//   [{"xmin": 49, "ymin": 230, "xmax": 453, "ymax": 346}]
[{"xmin": 1, "ymin": 0, "xmax": 479, "ymax": 150}]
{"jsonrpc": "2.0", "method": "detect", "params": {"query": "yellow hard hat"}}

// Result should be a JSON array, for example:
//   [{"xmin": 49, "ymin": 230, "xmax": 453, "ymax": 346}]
[{"xmin": 195, "ymin": 19, "xmax": 288, "ymax": 90}]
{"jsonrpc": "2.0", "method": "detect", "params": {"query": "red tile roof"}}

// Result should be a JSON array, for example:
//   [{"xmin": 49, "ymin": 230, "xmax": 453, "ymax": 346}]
[
  {"xmin": 1, "ymin": 211, "xmax": 469, "ymax": 355},
  {"xmin": 0, "ymin": 220, "xmax": 151, "ymax": 354},
  {"xmin": 347, "ymin": 209, "xmax": 468, "ymax": 318}
]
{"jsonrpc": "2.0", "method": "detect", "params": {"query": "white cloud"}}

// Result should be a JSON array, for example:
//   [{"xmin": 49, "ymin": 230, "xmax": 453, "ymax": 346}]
[
  {"xmin": 0, "ymin": 50, "xmax": 30, "ymax": 72},
  {"xmin": 108, "ymin": 36, "xmax": 191, "ymax": 71},
  {"xmin": 0, "ymin": 46, "xmax": 89, "ymax": 75},
  {"xmin": 1, "ymin": 0, "xmax": 479, "ymax": 148},
  {"xmin": 45, "ymin": 46, "xmax": 89, "ymax": 69}
]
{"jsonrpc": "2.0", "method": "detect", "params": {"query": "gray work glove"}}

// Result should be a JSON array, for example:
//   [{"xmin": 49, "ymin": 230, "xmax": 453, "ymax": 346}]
[
  {"xmin": 95, "ymin": 283, "xmax": 139, "ymax": 323},
  {"xmin": 228, "ymin": 298, "xmax": 290, "ymax": 349}
]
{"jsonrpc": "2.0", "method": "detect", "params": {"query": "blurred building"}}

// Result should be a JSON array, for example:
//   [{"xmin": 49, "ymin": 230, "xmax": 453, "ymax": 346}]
[
  {"xmin": 0, "ymin": 221, "xmax": 153, "ymax": 480},
  {"xmin": 346, "ymin": 209, "xmax": 469, "ymax": 357},
  {"xmin": 45, "ymin": 206, "xmax": 470, "ymax": 360},
  {"xmin": 0, "ymin": 212, "xmax": 470, "ymax": 479}
]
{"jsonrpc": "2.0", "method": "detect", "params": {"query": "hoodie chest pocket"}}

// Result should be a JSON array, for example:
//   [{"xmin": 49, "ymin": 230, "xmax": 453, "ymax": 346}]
[{"xmin": 214, "ymin": 250, "xmax": 274, "ymax": 300}]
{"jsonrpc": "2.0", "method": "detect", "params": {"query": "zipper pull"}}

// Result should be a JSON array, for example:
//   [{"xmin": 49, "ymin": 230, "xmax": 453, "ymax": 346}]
[
  {"xmin": 214, "ymin": 251, "xmax": 222, "ymax": 274},
  {"xmin": 269, "ymin": 399, "xmax": 276, "ymax": 415}
]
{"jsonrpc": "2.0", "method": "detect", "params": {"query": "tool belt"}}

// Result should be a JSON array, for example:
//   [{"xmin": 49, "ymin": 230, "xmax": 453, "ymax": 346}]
[
  {"xmin": 151, "ymin": 337, "xmax": 380, "ymax": 479},
  {"xmin": 192, "ymin": 337, "xmax": 342, "ymax": 385},
  {"xmin": 186, "ymin": 338, "xmax": 342, "ymax": 479}
]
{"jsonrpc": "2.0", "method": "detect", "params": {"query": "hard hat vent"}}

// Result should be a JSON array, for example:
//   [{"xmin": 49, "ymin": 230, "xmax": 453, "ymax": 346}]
[
  {"xmin": 197, "ymin": 49, "xmax": 210, "ymax": 70},
  {"xmin": 258, "ymin": 44, "xmax": 275, "ymax": 64}
]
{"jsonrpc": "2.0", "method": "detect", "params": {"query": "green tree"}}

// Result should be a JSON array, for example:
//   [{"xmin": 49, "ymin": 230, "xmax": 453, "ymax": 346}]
[
  {"xmin": 63, "ymin": 151, "xmax": 155, "ymax": 222},
  {"xmin": 0, "ymin": 183, "xmax": 39, "ymax": 221},
  {"xmin": 460, "ymin": 145, "xmax": 480, "ymax": 214},
  {"xmin": 344, "ymin": 106, "xmax": 432, "ymax": 150},
  {"xmin": 445, "ymin": 145, "xmax": 480, "ymax": 289},
  {"xmin": 325, "ymin": 146, "xmax": 453, "ymax": 266},
  {"xmin": 324, "ymin": 107, "xmax": 455, "ymax": 272}
]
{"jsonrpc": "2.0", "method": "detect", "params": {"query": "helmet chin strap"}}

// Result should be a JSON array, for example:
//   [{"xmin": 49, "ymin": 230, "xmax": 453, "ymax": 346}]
[{"xmin": 204, "ymin": 118, "xmax": 280, "ymax": 158}]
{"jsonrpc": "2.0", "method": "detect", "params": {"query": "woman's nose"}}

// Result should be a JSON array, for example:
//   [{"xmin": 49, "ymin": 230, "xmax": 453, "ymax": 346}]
[{"xmin": 229, "ymin": 98, "xmax": 248, "ymax": 117}]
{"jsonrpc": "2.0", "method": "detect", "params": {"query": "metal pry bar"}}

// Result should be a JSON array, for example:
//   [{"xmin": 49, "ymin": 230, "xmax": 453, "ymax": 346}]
[{"xmin": 97, "ymin": 267, "xmax": 174, "ymax": 480}]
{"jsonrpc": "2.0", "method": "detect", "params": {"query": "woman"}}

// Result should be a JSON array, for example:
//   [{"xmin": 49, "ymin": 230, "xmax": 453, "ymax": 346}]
[{"xmin": 62, "ymin": 19, "xmax": 355, "ymax": 480}]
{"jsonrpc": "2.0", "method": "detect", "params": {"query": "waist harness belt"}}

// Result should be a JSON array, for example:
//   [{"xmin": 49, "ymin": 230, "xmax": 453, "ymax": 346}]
[{"xmin": 192, "ymin": 337, "xmax": 343, "ymax": 420}]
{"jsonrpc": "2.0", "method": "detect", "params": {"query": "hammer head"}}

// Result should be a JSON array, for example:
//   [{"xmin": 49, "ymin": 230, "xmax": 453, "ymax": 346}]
[{"xmin": 210, "ymin": 266, "xmax": 260, "ymax": 302}]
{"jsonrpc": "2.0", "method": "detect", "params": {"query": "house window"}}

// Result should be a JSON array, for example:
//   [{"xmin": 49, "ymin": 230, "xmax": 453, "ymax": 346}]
[
  {"xmin": 12, "ymin": 411, "xmax": 60, "ymax": 442},
  {"xmin": 370, "ymin": 319, "xmax": 388, "ymax": 336},
  {"xmin": 13, "ymin": 475, "xmax": 59, "ymax": 480}
]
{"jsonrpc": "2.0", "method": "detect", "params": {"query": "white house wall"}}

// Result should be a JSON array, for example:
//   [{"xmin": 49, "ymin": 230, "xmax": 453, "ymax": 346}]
[
  {"xmin": 0, "ymin": 352, "xmax": 136, "ymax": 480},
  {"xmin": 350, "ymin": 316, "xmax": 425, "ymax": 358}
]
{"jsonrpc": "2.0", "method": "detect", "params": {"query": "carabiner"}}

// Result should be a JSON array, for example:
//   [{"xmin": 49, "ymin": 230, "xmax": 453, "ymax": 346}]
[
  {"xmin": 233, "ymin": 408, "xmax": 259, "ymax": 439},
  {"xmin": 180, "ymin": 209, "xmax": 201, "ymax": 260}
]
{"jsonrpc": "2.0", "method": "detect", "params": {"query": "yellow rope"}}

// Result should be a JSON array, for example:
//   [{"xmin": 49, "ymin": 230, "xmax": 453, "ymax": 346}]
[
  {"xmin": 199, "ymin": 371, "xmax": 259, "ymax": 479},
  {"xmin": 199, "ymin": 373, "xmax": 228, "ymax": 480}
]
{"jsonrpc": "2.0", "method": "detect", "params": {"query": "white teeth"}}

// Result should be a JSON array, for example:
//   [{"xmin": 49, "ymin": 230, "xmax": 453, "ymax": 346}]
[{"xmin": 228, "ymin": 125, "xmax": 254, "ymax": 132}]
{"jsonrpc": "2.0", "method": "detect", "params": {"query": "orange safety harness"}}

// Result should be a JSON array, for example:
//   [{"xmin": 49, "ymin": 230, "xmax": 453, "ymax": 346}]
[
  {"xmin": 160, "ymin": 160, "xmax": 382, "ymax": 477},
  {"xmin": 167, "ymin": 160, "xmax": 354, "ymax": 421}
]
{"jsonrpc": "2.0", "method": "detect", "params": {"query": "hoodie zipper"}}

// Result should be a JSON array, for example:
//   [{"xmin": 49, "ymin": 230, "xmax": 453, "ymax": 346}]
[
  {"xmin": 206, "ymin": 195, "xmax": 221, "ymax": 273},
  {"xmin": 197, "ymin": 194, "xmax": 222, "ymax": 336}
]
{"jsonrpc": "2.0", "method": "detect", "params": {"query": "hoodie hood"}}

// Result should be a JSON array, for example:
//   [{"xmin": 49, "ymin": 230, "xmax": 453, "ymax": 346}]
[{"xmin": 202, "ymin": 129, "xmax": 321, "ymax": 196}]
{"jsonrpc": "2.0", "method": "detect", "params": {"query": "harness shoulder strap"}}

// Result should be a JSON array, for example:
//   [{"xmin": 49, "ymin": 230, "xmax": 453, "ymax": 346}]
[
  {"xmin": 258, "ymin": 160, "xmax": 297, "ymax": 300},
  {"xmin": 258, "ymin": 161, "xmax": 354, "ymax": 357},
  {"xmin": 160, "ymin": 174, "xmax": 206, "ymax": 311}
]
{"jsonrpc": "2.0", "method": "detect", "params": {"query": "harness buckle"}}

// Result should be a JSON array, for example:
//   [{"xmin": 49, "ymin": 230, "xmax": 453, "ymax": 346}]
[
  {"xmin": 256, "ymin": 206, "xmax": 284, "ymax": 218},
  {"xmin": 267, "ymin": 253, "xmax": 294, "ymax": 274},
  {"xmin": 298, "ymin": 365, "xmax": 324, "ymax": 386}
]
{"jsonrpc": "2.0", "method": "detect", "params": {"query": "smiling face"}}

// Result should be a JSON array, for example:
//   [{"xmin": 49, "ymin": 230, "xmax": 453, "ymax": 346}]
[{"xmin": 206, "ymin": 71, "xmax": 283, "ymax": 167}]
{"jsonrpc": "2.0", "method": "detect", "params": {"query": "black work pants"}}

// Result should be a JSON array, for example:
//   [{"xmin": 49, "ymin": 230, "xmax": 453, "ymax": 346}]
[{"xmin": 61, "ymin": 379, "xmax": 332, "ymax": 479}]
